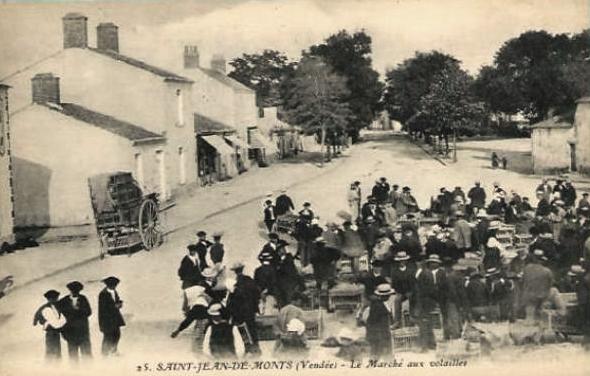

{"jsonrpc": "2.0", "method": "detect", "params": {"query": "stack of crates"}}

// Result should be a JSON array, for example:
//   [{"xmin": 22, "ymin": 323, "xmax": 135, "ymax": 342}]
[
  {"xmin": 497, "ymin": 224, "xmax": 516, "ymax": 250},
  {"xmin": 392, "ymin": 326, "xmax": 419, "ymax": 352}
]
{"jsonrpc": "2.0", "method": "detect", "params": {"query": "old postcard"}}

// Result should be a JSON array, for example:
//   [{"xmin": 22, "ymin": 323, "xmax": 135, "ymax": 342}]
[{"xmin": 0, "ymin": 0, "xmax": 589, "ymax": 375}]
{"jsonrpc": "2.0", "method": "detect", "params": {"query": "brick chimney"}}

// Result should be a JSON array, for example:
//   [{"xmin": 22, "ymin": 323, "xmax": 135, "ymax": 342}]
[
  {"xmin": 62, "ymin": 13, "xmax": 88, "ymax": 49},
  {"xmin": 31, "ymin": 73, "xmax": 60, "ymax": 104},
  {"xmin": 97, "ymin": 22, "xmax": 119, "ymax": 53},
  {"xmin": 210, "ymin": 54, "xmax": 226, "ymax": 74},
  {"xmin": 184, "ymin": 45, "xmax": 200, "ymax": 69}
]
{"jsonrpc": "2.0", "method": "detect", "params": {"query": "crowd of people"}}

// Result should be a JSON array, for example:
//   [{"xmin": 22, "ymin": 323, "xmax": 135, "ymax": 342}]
[{"xmin": 34, "ymin": 175, "xmax": 590, "ymax": 362}]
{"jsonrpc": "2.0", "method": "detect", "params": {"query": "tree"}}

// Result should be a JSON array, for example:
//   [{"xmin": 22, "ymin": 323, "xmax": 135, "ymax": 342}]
[
  {"xmin": 473, "ymin": 65, "xmax": 523, "ymax": 115},
  {"xmin": 281, "ymin": 56, "xmax": 353, "ymax": 163},
  {"xmin": 486, "ymin": 30, "xmax": 590, "ymax": 122},
  {"xmin": 308, "ymin": 30, "xmax": 383, "ymax": 142},
  {"xmin": 228, "ymin": 50, "xmax": 295, "ymax": 107},
  {"xmin": 416, "ymin": 65, "xmax": 485, "ymax": 142},
  {"xmin": 383, "ymin": 51, "xmax": 461, "ymax": 130}
]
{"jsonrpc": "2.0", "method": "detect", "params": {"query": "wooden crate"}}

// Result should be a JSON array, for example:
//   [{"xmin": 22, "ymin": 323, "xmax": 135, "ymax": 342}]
[
  {"xmin": 328, "ymin": 284, "xmax": 363, "ymax": 311},
  {"xmin": 256, "ymin": 315, "xmax": 278, "ymax": 341}
]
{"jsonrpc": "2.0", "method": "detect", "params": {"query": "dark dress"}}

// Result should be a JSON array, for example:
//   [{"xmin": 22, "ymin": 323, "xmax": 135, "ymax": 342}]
[
  {"xmin": 366, "ymin": 299, "xmax": 392, "ymax": 358},
  {"xmin": 208, "ymin": 321, "xmax": 237, "ymax": 358},
  {"xmin": 58, "ymin": 294, "xmax": 92, "ymax": 359},
  {"xmin": 98, "ymin": 288, "xmax": 125, "ymax": 356}
]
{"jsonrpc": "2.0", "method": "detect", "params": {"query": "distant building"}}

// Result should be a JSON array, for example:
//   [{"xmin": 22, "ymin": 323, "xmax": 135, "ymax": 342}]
[
  {"xmin": 11, "ymin": 75, "xmax": 166, "ymax": 227},
  {"xmin": 2, "ymin": 14, "xmax": 198, "ymax": 205},
  {"xmin": 531, "ymin": 97, "xmax": 590, "ymax": 175},
  {"xmin": 195, "ymin": 113, "xmax": 240, "ymax": 183},
  {"xmin": 180, "ymin": 46, "xmax": 273, "ymax": 165},
  {"xmin": 257, "ymin": 107, "xmax": 297, "ymax": 159},
  {"xmin": 0, "ymin": 84, "xmax": 15, "ymax": 247}
]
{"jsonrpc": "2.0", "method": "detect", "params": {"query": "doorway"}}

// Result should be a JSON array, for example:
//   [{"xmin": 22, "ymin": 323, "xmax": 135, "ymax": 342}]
[{"xmin": 570, "ymin": 143, "xmax": 577, "ymax": 172}]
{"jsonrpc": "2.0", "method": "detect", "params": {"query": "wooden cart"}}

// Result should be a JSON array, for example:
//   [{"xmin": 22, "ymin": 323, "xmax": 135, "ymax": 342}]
[{"xmin": 88, "ymin": 172, "xmax": 164, "ymax": 258}]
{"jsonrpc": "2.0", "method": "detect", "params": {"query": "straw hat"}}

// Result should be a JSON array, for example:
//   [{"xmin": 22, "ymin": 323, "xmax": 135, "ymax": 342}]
[
  {"xmin": 567, "ymin": 265, "xmax": 585, "ymax": 276},
  {"xmin": 202, "ymin": 268, "xmax": 217, "ymax": 278},
  {"xmin": 374, "ymin": 283, "xmax": 395, "ymax": 296},
  {"xmin": 286, "ymin": 319, "xmax": 306, "ymax": 335},
  {"xmin": 485, "ymin": 267, "xmax": 500, "ymax": 277},
  {"xmin": 394, "ymin": 251, "xmax": 410, "ymax": 261},
  {"xmin": 207, "ymin": 303, "xmax": 223, "ymax": 316},
  {"xmin": 425, "ymin": 254, "xmax": 442, "ymax": 264}
]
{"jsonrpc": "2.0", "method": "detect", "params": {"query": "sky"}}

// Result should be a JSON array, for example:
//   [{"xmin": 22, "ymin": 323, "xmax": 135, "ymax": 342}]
[{"xmin": 0, "ymin": 0, "xmax": 588, "ymax": 79}]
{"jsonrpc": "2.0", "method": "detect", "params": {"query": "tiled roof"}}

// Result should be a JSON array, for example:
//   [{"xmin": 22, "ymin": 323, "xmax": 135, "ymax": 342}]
[
  {"xmin": 89, "ymin": 48, "xmax": 193, "ymax": 83},
  {"xmin": 194, "ymin": 113, "xmax": 235, "ymax": 134},
  {"xmin": 42, "ymin": 102, "xmax": 165, "ymax": 142},
  {"xmin": 200, "ymin": 68, "xmax": 253, "ymax": 93}
]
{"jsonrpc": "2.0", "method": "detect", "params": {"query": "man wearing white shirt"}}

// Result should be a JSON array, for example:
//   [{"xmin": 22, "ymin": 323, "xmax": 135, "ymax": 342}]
[{"xmin": 33, "ymin": 290, "xmax": 66, "ymax": 360}]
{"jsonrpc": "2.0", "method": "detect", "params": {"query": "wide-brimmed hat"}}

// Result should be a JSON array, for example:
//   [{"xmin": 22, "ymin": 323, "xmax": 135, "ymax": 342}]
[
  {"xmin": 212, "ymin": 231, "xmax": 224, "ymax": 238},
  {"xmin": 286, "ymin": 318, "xmax": 306, "ymax": 335},
  {"xmin": 187, "ymin": 244, "xmax": 198, "ymax": 253},
  {"xmin": 567, "ymin": 265, "xmax": 585, "ymax": 276},
  {"xmin": 66, "ymin": 281, "xmax": 84, "ymax": 292},
  {"xmin": 402, "ymin": 186, "xmax": 411, "ymax": 192},
  {"xmin": 485, "ymin": 267, "xmax": 500, "ymax": 277},
  {"xmin": 452, "ymin": 263, "xmax": 469, "ymax": 272},
  {"xmin": 268, "ymin": 232, "xmax": 279, "ymax": 240},
  {"xmin": 554, "ymin": 200, "xmax": 565, "ymax": 206},
  {"xmin": 44, "ymin": 289, "xmax": 60, "ymax": 300},
  {"xmin": 425, "ymin": 254, "xmax": 442, "ymax": 264},
  {"xmin": 394, "ymin": 251, "xmax": 410, "ymax": 261},
  {"xmin": 102, "ymin": 276, "xmax": 120, "ymax": 287},
  {"xmin": 374, "ymin": 283, "xmax": 395, "ymax": 296},
  {"xmin": 315, "ymin": 236, "xmax": 325, "ymax": 243},
  {"xmin": 488, "ymin": 221, "xmax": 501, "ymax": 230},
  {"xmin": 207, "ymin": 303, "xmax": 223, "ymax": 316},
  {"xmin": 539, "ymin": 232, "xmax": 553, "ymax": 239},
  {"xmin": 303, "ymin": 202, "xmax": 311, "ymax": 207},
  {"xmin": 196, "ymin": 230, "xmax": 207, "ymax": 237},
  {"xmin": 202, "ymin": 268, "xmax": 217, "ymax": 278}
]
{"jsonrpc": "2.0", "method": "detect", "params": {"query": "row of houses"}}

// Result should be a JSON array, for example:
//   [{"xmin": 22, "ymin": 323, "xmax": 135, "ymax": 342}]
[{"xmin": 0, "ymin": 13, "xmax": 293, "ymax": 233}]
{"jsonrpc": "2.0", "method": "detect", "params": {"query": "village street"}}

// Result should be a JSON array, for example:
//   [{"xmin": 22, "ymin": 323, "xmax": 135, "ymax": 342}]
[{"xmin": 1, "ymin": 134, "xmax": 589, "ymax": 376}]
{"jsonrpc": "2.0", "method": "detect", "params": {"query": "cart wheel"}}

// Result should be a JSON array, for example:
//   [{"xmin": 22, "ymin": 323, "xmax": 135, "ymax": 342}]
[{"xmin": 139, "ymin": 198, "xmax": 162, "ymax": 250}]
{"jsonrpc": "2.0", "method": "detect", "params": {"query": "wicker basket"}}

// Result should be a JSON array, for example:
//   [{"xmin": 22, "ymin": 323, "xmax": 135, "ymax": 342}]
[
  {"xmin": 436, "ymin": 338, "xmax": 480, "ymax": 358},
  {"xmin": 392, "ymin": 326, "xmax": 419, "ymax": 352}
]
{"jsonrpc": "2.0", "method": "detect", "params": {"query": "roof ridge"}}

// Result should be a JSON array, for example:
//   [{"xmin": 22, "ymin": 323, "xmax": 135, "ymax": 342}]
[
  {"xmin": 0, "ymin": 50, "xmax": 63, "ymax": 82},
  {"xmin": 87, "ymin": 47, "xmax": 193, "ymax": 83}
]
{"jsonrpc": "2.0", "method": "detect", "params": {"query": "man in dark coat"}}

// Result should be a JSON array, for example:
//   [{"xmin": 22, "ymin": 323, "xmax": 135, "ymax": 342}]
[
  {"xmin": 397, "ymin": 228, "xmax": 423, "ymax": 262},
  {"xmin": 443, "ymin": 263, "xmax": 468, "ymax": 339},
  {"xmin": 227, "ymin": 262, "xmax": 261, "ymax": 355},
  {"xmin": 263, "ymin": 200, "xmax": 277, "ymax": 233},
  {"xmin": 98, "ymin": 276, "xmax": 125, "ymax": 356},
  {"xmin": 33, "ymin": 289, "xmax": 67, "ymax": 360},
  {"xmin": 366, "ymin": 284, "xmax": 394, "ymax": 358},
  {"xmin": 415, "ymin": 255, "xmax": 443, "ymax": 351},
  {"xmin": 467, "ymin": 181, "xmax": 486, "ymax": 211},
  {"xmin": 275, "ymin": 189, "xmax": 295, "ymax": 216},
  {"xmin": 535, "ymin": 192, "xmax": 552, "ymax": 218},
  {"xmin": 195, "ymin": 231, "xmax": 212, "ymax": 271},
  {"xmin": 465, "ymin": 271, "xmax": 489, "ymax": 321},
  {"xmin": 58, "ymin": 281, "xmax": 92, "ymax": 361},
  {"xmin": 522, "ymin": 250, "xmax": 553, "ymax": 322},
  {"xmin": 178, "ymin": 244, "xmax": 203, "ymax": 289},
  {"xmin": 390, "ymin": 252, "xmax": 416, "ymax": 327},
  {"xmin": 276, "ymin": 251, "xmax": 306, "ymax": 307},
  {"xmin": 170, "ymin": 270, "xmax": 216, "ymax": 338},
  {"xmin": 562, "ymin": 181, "xmax": 577, "ymax": 208},
  {"xmin": 310, "ymin": 237, "xmax": 341, "ymax": 290},
  {"xmin": 203, "ymin": 303, "xmax": 244, "ymax": 358},
  {"xmin": 210, "ymin": 232, "xmax": 225, "ymax": 266},
  {"xmin": 372, "ymin": 177, "xmax": 390, "ymax": 204},
  {"xmin": 254, "ymin": 252, "xmax": 279, "ymax": 308}
]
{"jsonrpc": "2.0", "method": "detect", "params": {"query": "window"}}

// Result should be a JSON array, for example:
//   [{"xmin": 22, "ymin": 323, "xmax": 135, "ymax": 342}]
[
  {"xmin": 176, "ymin": 89, "xmax": 184, "ymax": 127},
  {"xmin": 178, "ymin": 146, "xmax": 186, "ymax": 184},
  {"xmin": 134, "ymin": 153, "xmax": 144, "ymax": 187},
  {"xmin": 156, "ymin": 150, "xmax": 167, "ymax": 199}
]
